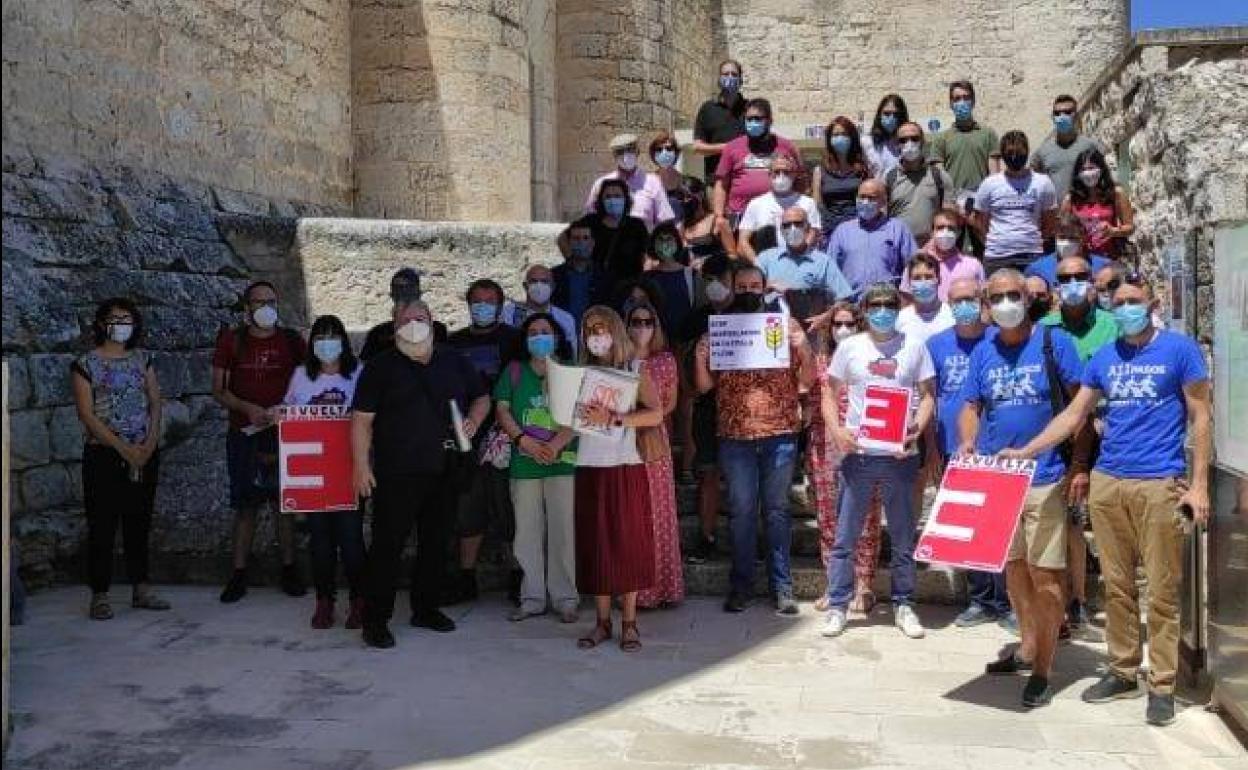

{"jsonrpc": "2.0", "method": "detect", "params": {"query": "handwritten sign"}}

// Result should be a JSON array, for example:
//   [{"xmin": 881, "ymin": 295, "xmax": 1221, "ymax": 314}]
[
  {"xmin": 277, "ymin": 405, "xmax": 355, "ymax": 513},
  {"xmin": 856, "ymin": 384, "xmax": 912, "ymax": 453},
  {"xmin": 708, "ymin": 313, "xmax": 790, "ymax": 371}
]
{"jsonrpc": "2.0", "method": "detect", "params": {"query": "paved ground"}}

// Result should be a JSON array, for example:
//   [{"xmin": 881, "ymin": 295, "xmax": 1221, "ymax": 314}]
[{"xmin": 6, "ymin": 586, "xmax": 1245, "ymax": 770}]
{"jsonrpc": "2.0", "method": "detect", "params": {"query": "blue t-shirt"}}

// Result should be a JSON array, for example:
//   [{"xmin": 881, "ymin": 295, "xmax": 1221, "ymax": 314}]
[
  {"xmin": 1024, "ymin": 252, "xmax": 1111, "ymax": 288},
  {"xmin": 1082, "ymin": 329, "xmax": 1208, "ymax": 479},
  {"xmin": 926, "ymin": 326, "xmax": 993, "ymax": 458},
  {"xmin": 961, "ymin": 326, "xmax": 1083, "ymax": 485}
]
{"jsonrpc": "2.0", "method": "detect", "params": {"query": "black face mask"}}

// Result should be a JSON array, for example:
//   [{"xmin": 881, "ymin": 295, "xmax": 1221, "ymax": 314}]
[
  {"xmin": 1004, "ymin": 152, "xmax": 1028, "ymax": 171},
  {"xmin": 1028, "ymin": 297, "xmax": 1050, "ymax": 322},
  {"xmin": 731, "ymin": 291, "xmax": 764, "ymax": 313}
]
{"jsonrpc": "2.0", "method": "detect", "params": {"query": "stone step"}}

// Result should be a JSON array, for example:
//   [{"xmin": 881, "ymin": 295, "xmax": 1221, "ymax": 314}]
[{"xmin": 678, "ymin": 511, "xmax": 826, "ymax": 559}]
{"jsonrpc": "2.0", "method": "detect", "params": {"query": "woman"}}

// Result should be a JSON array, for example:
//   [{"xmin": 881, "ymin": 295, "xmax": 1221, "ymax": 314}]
[
  {"xmin": 574, "ymin": 306, "xmax": 665, "ymax": 651},
  {"xmin": 589, "ymin": 179, "xmax": 650, "ymax": 288},
  {"xmin": 681, "ymin": 177, "xmax": 737, "ymax": 267},
  {"xmin": 914, "ymin": 207, "xmax": 986, "ymax": 301},
  {"xmin": 1061, "ymin": 147, "xmax": 1134, "ymax": 259},
  {"xmin": 282, "ymin": 315, "xmax": 366, "ymax": 629},
  {"xmin": 863, "ymin": 94, "xmax": 909, "ymax": 178},
  {"xmin": 808, "ymin": 302, "xmax": 882, "ymax": 614},
  {"xmin": 813, "ymin": 116, "xmax": 870, "ymax": 248},
  {"xmin": 495, "ymin": 314, "xmax": 579, "ymax": 623},
  {"xmin": 72, "ymin": 298, "xmax": 168, "ymax": 620},
  {"xmin": 642, "ymin": 222, "xmax": 700, "ymax": 339},
  {"xmin": 649, "ymin": 131, "xmax": 686, "ymax": 223},
  {"xmin": 625, "ymin": 301, "xmax": 684, "ymax": 609}
]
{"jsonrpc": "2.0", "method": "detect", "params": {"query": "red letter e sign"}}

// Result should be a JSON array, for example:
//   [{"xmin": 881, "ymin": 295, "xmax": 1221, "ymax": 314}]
[
  {"xmin": 278, "ymin": 406, "xmax": 355, "ymax": 514},
  {"xmin": 915, "ymin": 455, "xmax": 1037, "ymax": 572},
  {"xmin": 856, "ymin": 384, "xmax": 911, "ymax": 453}
]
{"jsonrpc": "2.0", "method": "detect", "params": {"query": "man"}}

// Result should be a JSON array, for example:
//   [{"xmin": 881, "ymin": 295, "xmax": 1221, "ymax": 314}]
[
  {"xmin": 930, "ymin": 80, "xmax": 1002, "ymax": 207},
  {"xmin": 1093, "ymin": 260, "xmax": 1130, "ymax": 312},
  {"xmin": 821, "ymin": 282, "xmax": 936, "ymax": 640},
  {"xmin": 904, "ymin": 208, "xmax": 986, "ymax": 301},
  {"xmin": 444, "ymin": 280, "xmax": 522, "ymax": 605},
  {"xmin": 958, "ymin": 269, "xmax": 1084, "ymax": 708},
  {"xmin": 737, "ymin": 156, "xmax": 822, "ymax": 262},
  {"xmin": 896, "ymin": 252, "xmax": 953, "ymax": 344},
  {"xmin": 1025, "ymin": 274, "xmax": 1054, "ymax": 324},
  {"xmin": 360, "ymin": 268, "xmax": 448, "ymax": 361},
  {"xmin": 712, "ymin": 98, "xmax": 803, "ymax": 230},
  {"xmin": 1031, "ymin": 95, "xmax": 1102, "ymax": 203},
  {"xmin": 973, "ymin": 131, "xmax": 1058, "ymax": 273},
  {"xmin": 692, "ymin": 264, "xmax": 816, "ymax": 615},
  {"xmin": 213, "ymin": 281, "xmax": 306, "ymax": 603},
  {"xmin": 693, "ymin": 59, "xmax": 747, "ymax": 182},
  {"xmin": 756, "ymin": 206, "xmax": 853, "ymax": 322},
  {"xmin": 501, "ymin": 264, "xmax": 578, "ymax": 354},
  {"xmin": 925, "ymin": 278, "xmax": 1012, "ymax": 629},
  {"xmin": 583, "ymin": 133, "xmax": 674, "ymax": 231},
  {"xmin": 1001, "ymin": 278, "xmax": 1211, "ymax": 726},
  {"xmin": 552, "ymin": 219, "xmax": 608, "ymax": 329},
  {"xmin": 828, "ymin": 179, "xmax": 918, "ymax": 300},
  {"xmin": 1025, "ymin": 214, "xmax": 1112, "ymax": 289},
  {"xmin": 352, "ymin": 299, "xmax": 492, "ymax": 648},
  {"xmin": 885, "ymin": 122, "xmax": 954, "ymax": 245}
]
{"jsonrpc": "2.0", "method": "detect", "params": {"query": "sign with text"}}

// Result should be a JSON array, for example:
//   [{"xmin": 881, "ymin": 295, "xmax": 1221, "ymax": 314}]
[
  {"xmin": 708, "ymin": 313, "xmax": 790, "ymax": 371},
  {"xmin": 915, "ymin": 455, "xmax": 1037, "ymax": 572},
  {"xmin": 856, "ymin": 384, "xmax": 912, "ymax": 453},
  {"xmin": 277, "ymin": 405, "xmax": 355, "ymax": 513}
]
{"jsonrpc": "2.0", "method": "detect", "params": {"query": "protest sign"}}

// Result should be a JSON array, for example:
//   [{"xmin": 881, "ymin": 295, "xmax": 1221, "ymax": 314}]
[
  {"xmin": 546, "ymin": 359, "xmax": 640, "ymax": 441},
  {"xmin": 856, "ymin": 384, "xmax": 912, "ymax": 453},
  {"xmin": 915, "ymin": 454, "xmax": 1037, "ymax": 572},
  {"xmin": 708, "ymin": 313, "xmax": 790, "ymax": 371},
  {"xmin": 277, "ymin": 405, "xmax": 355, "ymax": 513}
]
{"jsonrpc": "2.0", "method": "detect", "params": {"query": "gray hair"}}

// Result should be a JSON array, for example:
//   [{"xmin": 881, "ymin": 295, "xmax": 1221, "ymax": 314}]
[
  {"xmin": 987, "ymin": 267, "xmax": 1028, "ymax": 297},
  {"xmin": 860, "ymin": 282, "xmax": 901, "ymax": 308}
]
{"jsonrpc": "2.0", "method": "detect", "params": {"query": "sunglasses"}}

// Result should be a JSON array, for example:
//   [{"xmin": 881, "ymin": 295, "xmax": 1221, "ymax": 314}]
[
  {"xmin": 1056, "ymin": 272, "xmax": 1091, "ymax": 284},
  {"xmin": 832, "ymin": 322, "xmax": 857, "ymax": 330},
  {"xmin": 866, "ymin": 300, "xmax": 899, "ymax": 310},
  {"xmin": 1100, "ymin": 271, "xmax": 1146, "ymax": 292},
  {"xmin": 629, "ymin": 318, "xmax": 656, "ymax": 328},
  {"xmin": 988, "ymin": 291, "xmax": 1023, "ymax": 304}
]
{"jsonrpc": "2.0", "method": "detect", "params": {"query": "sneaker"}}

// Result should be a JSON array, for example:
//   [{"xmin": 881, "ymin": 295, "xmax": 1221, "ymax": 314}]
[
  {"xmin": 774, "ymin": 592, "xmax": 799, "ymax": 616},
  {"xmin": 954, "ymin": 605, "xmax": 996, "ymax": 628},
  {"xmin": 280, "ymin": 565, "xmax": 307, "ymax": 598},
  {"xmin": 1145, "ymin": 692, "xmax": 1176, "ymax": 726},
  {"xmin": 219, "ymin": 571, "xmax": 247, "ymax": 603},
  {"xmin": 89, "ymin": 592, "xmax": 113, "ymax": 621},
  {"xmin": 821, "ymin": 608, "xmax": 848, "ymax": 637},
  {"xmin": 131, "ymin": 585, "xmax": 171, "ymax": 611},
  {"xmin": 411, "ymin": 609, "xmax": 456, "ymax": 633},
  {"xmin": 344, "ymin": 597, "xmax": 365, "ymax": 630},
  {"xmin": 310, "ymin": 597, "xmax": 334, "ymax": 629},
  {"xmin": 997, "ymin": 611, "xmax": 1020, "ymax": 636},
  {"xmin": 722, "ymin": 592, "xmax": 748, "ymax": 613},
  {"xmin": 1022, "ymin": 674, "xmax": 1054, "ymax": 708},
  {"xmin": 1081, "ymin": 672, "xmax": 1142, "ymax": 703},
  {"xmin": 362, "ymin": 624, "xmax": 395, "ymax": 649},
  {"xmin": 686, "ymin": 535, "xmax": 717, "ymax": 564},
  {"xmin": 894, "ymin": 605, "xmax": 926, "ymax": 639}
]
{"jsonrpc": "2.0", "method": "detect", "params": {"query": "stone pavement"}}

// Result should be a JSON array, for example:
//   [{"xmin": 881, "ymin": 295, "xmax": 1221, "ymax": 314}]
[{"xmin": 6, "ymin": 586, "xmax": 1245, "ymax": 770}]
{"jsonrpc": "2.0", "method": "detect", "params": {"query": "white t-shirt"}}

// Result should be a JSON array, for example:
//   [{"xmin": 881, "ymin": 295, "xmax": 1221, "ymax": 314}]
[
  {"xmin": 973, "ymin": 171, "xmax": 1057, "ymax": 261},
  {"xmin": 501, "ymin": 301, "xmax": 579, "ymax": 356},
  {"xmin": 897, "ymin": 303, "xmax": 954, "ymax": 345},
  {"xmin": 827, "ymin": 331, "xmax": 935, "ymax": 454},
  {"xmin": 738, "ymin": 192, "xmax": 822, "ymax": 235},
  {"xmin": 283, "ymin": 365, "xmax": 359, "ymax": 407}
]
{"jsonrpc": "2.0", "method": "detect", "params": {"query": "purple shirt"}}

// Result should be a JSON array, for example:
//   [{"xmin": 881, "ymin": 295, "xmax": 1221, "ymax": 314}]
[
  {"xmin": 829, "ymin": 215, "xmax": 918, "ymax": 298},
  {"xmin": 900, "ymin": 247, "xmax": 987, "ymax": 301},
  {"xmin": 584, "ymin": 169, "xmax": 675, "ymax": 231}
]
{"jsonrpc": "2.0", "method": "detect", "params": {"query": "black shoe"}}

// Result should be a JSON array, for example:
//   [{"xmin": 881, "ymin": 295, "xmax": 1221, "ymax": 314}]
[
  {"xmin": 281, "ymin": 565, "xmax": 307, "ymax": 597},
  {"xmin": 362, "ymin": 624, "xmax": 395, "ymax": 649},
  {"xmin": 687, "ymin": 535, "xmax": 717, "ymax": 564},
  {"xmin": 1022, "ymin": 674, "xmax": 1053, "ymax": 708},
  {"xmin": 507, "ymin": 568, "xmax": 523, "ymax": 607},
  {"xmin": 411, "ymin": 609, "xmax": 456, "ymax": 633},
  {"xmin": 986, "ymin": 653, "xmax": 1032, "ymax": 675},
  {"xmin": 219, "ymin": 571, "xmax": 247, "ymax": 603},
  {"xmin": 722, "ymin": 592, "xmax": 748, "ymax": 613},
  {"xmin": 1145, "ymin": 692, "xmax": 1176, "ymax": 726},
  {"xmin": 1081, "ymin": 672, "xmax": 1142, "ymax": 703}
]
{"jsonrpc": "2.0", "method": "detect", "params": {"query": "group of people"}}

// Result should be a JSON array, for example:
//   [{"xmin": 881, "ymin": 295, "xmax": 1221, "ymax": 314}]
[{"xmin": 71, "ymin": 64, "xmax": 1210, "ymax": 729}]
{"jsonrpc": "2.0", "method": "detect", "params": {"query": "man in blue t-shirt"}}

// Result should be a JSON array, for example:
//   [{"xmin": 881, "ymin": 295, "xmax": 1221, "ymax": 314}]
[
  {"xmin": 926, "ymin": 277, "xmax": 1012, "ymax": 629},
  {"xmin": 957, "ymin": 269, "xmax": 1083, "ymax": 709},
  {"xmin": 1002, "ymin": 279, "xmax": 1211, "ymax": 727}
]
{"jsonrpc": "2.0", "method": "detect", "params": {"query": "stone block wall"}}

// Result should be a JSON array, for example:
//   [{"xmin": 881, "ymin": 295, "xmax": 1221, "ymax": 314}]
[{"xmin": 1, "ymin": 0, "xmax": 353, "ymax": 211}]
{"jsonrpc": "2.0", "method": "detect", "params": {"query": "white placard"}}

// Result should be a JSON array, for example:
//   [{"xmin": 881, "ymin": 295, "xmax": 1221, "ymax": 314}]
[
  {"xmin": 708, "ymin": 313, "xmax": 790, "ymax": 371},
  {"xmin": 545, "ymin": 359, "xmax": 640, "ymax": 441}
]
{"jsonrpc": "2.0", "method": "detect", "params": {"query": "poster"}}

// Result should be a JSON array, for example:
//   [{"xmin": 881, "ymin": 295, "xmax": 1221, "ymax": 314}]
[
  {"xmin": 915, "ymin": 455, "xmax": 1037, "ymax": 572},
  {"xmin": 277, "ymin": 405, "xmax": 356, "ymax": 513},
  {"xmin": 1214, "ymin": 224, "xmax": 1248, "ymax": 475},
  {"xmin": 546, "ymin": 359, "xmax": 640, "ymax": 441},
  {"xmin": 856, "ymin": 384, "xmax": 912, "ymax": 454},
  {"xmin": 708, "ymin": 313, "xmax": 790, "ymax": 371}
]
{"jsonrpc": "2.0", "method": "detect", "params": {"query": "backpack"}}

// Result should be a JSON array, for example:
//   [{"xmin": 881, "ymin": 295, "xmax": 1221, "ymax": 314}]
[{"xmin": 886, "ymin": 164, "xmax": 945, "ymax": 210}]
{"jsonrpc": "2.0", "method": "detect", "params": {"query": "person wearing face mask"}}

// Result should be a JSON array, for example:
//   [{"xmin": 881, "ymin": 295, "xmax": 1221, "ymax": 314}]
[
  {"xmin": 821, "ymin": 283, "xmax": 936, "ymax": 640},
  {"xmin": 569, "ymin": 178, "xmax": 650, "ymax": 286},
  {"xmin": 756, "ymin": 206, "xmax": 853, "ymax": 327},
  {"xmin": 738, "ymin": 156, "xmax": 823, "ymax": 262},
  {"xmin": 712, "ymin": 98, "xmax": 803, "ymax": 231},
  {"xmin": 957, "ymin": 269, "xmax": 1084, "ymax": 708},
  {"xmin": 885, "ymin": 122, "xmax": 954, "ymax": 245},
  {"xmin": 896, "ymin": 253, "xmax": 954, "ymax": 344},
  {"xmin": 502, "ymin": 264, "xmax": 580, "ymax": 356},
  {"xmin": 352, "ymin": 299, "xmax": 492, "ymax": 648},
  {"xmin": 812, "ymin": 116, "xmax": 870, "ymax": 247},
  {"xmin": 213, "ymin": 281, "xmax": 308, "ymax": 603},
  {"xmin": 643, "ymin": 222, "xmax": 702, "ymax": 338},
  {"xmin": 1031, "ymin": 95, "xmax": 1103, "ymax": 204},
  {"xmin": 1093, "ymin": 261, "xmax": 1132, "ymax": 314},
  {"xmin": 582, "ymin": 133, "xmax": 674, "ymax": 232},
  {"xmin": 280, "ymin": 315, "xmax": 365, "ymax": 630},
  {"xmin": 1061, "ymin": 148, "xmax": 1134, "ymax": 260},
  {"xmin": 647, "ymin": 131, "xmax": 688, "ymax": 221},
  {"xmin": 1025, "ymin": 275, "xmax": 1054, "ymax": 324},
  {"xmin": 1001, "ymin": 278, "xmax": 1211, "ymax": 727},
  {"xmin": 1024, "ymin": 214, "xmax": 1111, "ymax": 289},
  {"xmin": 680, "ymin": 176, "xmax": 739, "ymax": 265},
  {"xmin": 73, "ymin": 298, "xmax": 168, "ymax": 620},
  {"xmin": 494, "ymin": 314, "xmax": 579, "ymax": 623},
  {"xmin": 553, "ymin": 219, "xmax": 609, "ymax": 330},
  {"xmin": 693, "ymin": 59, "xmax": 748, "ymax": 182},
  {"xmin": 863, "ymin": 94, "xmax": 909, "ymax": 178},
  {"xmin": 693, "ymin": 265, "xmax": 816, "ymax": 616},
  {"xmin": 912, "ymin": 207, "xmax": 985, "ymax": 300},
  {"xmin": 360, "ymin": 268, "xmax": 449, "ymax": 361},
  {"xmin": 930, "ymin": 80, "xmax": 1002, "ymax": 212},
  {"xmin": 972, "ymin": 131, "xmax": 1059, "ymax": 273},
  {"xmin": 828, "ymin": 179, "xmax": 917, "ymax": 299}
]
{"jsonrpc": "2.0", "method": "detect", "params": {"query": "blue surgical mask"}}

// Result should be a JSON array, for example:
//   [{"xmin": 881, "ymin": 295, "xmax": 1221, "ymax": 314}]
[
  {"xmin": 570, "ymin": 240, "xmax": 593, "ymax": 260},
  {"xmin": 527, "ymin": 333, "xmax": 556, "ymax": 359},
  {"xmin": 655, "ymin": 148, "xmax": 678, "ymax": 168},
  {"xmin": 866, "ymin": 307, "xmax": 898, "ymax": 334},
  {"xmin": 856, "ymin": 198, "xmax": 880, "ymax": 221},
  {"xmin": 469, "ymin": 302, "xmax": 498, "ymax": 327},
  {"xmin": 952, "ymin": 99, "xmax": 974, "ymax": 121},
  {"xmin": 1059, "ymin": 281, "xmax": 1089, "ymax": 308},
  {"xmin": 719, "ymin": 74, "xmax": 741, "ymax": 93},
  {"xmin": 830, "ymin": 135, "xmax": 852, "ymax": 155},
  {"xmin": 1113, "ymin": 303, "xmax": 1151, "ymax": 335},
  {"xmin": 1097, "ymin": 294, "xmax": 1113, "ymax": 311},
  {"xmin": 744, "ymin": 118, "xmax": 767, "ymax": 138},
  {"xmin": 312, "ymin": 338, "xmax": 342, "ymax": 364},
  {"xmin": 880, "ymin": 114, "xmax": 899, "ymax": 134},
  {"xmin": 603, "ymin": 197, "xmax": 627, "ymax": 218},
  {"xmin": 952, "ymin": 300, "xmax": 981, "ymax": 326},
  {"xmin": 1053, "ymin": 113, "xmax": 1075, "ymax": 133},
  {"xmin": 911, "ymin": 279, "xmax": 938, "ymax": 304}
]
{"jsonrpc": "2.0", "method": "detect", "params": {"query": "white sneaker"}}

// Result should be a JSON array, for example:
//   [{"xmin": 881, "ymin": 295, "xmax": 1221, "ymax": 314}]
[
  {"xmin": 895, "ymin": 604, "xmax": 926, "ymax": 639},
  {"xmin": 821, "ymin": 608, "xmax": 848, "ymax": 637}
]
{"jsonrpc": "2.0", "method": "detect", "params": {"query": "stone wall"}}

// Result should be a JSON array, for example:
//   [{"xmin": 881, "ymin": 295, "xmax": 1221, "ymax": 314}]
[{"xmin": 1, "ymin": 0, "xmax": 353, "ymax": 212}]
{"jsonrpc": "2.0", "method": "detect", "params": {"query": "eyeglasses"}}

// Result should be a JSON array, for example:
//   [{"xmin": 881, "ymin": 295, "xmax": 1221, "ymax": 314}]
[
  {"xmin": 1056, "ymin": 272, "xmax": 1091, "ymax": 284},
  {"xmin": 628, "ymin": 318, "xmax": 656, "ymax": 328},
  {"xmin": 987, "ymin": 291, "xmax": 1023, "ymax": 304}
]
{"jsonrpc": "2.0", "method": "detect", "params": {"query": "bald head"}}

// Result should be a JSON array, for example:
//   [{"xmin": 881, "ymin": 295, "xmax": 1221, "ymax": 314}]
[{"xmin": 858, "ymin": 179, "xmax": 886, "ymax": 204}]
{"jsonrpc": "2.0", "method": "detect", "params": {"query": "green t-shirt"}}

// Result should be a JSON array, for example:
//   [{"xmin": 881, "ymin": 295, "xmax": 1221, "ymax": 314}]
[
  {"xmin": 1041, "ymin": 307, "xmax": 1120, "ymax": 362},
  {"xmin": 931, "ymin": 123, "xmax": 1000, "ymax": 193},
  {"xmin": 493, "ymin": 361, "xmax": 577, "ymax": 479}
]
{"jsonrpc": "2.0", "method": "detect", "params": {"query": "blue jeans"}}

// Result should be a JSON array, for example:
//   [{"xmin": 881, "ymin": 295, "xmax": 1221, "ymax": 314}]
[
  {"xmin": 827, "ymin": 454, "xmax": 920, "ymax": 609},
  {"xmin": 966, "ymin": 570, "xmax": 1011, "ymax": 615},
  {"xmin": 719, "ymin": 434, "xmax": 798, "ymax": 597}
]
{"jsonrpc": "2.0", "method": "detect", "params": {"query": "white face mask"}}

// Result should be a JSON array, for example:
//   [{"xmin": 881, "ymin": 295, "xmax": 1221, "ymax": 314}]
[
  {"xmin": 586, "ymin": 333, "xmax": 613, "ymax": 357},
  {"xmin": 782, "ymin": 224, "xmax": 806, "ymax": 248},
  {"xmin": 252, "ymin": 305, "xmax": 278, "ymax": 329},
  {"xmin": 617, "ymin": 152, "xmax": 638, "ymax": 172},
  {"xmin": 1078, "ymin": 167, "xmax": 1102, "ymax": 187},
  {"xmin": 108, "ymin": 323, "xmax": 134, "ymax": 344},
  {"xmin": 1055, "ymin": 239, "xmax": 1080, "ymax": 258},
  {"xmin": 705, "ymin": 280, "xmax": 731, "ymax": 304},
  {"xmin": 396, "ymin": 319, "xmax": 432, "ymax": 345},
  {"xmin": 832, "ymin": 325, "xmax": 855, "ymax": 343},
  {"xmin": 899, "ymin": 140, "xmax": 923, "ymax": 161},
  {"xmin": 527, "ymin": 281, "xmax": 553, "ymax": 305},
  {"xmin": 771, "ymin": 173, "xmax": 793, "ymax": 195},
  {"xmin": 990, "ymin": 299, "xmax": 1026, "ymax": 329},
  {"xmin": 931, "ymin": 228, "xmax": 958, "ymax": 252}
]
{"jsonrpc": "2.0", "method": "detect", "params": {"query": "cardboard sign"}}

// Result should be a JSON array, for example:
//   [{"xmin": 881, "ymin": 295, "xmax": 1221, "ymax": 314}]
[
  {"xmin": 915, "ymin": 455, "xmax": 1037, "ymax": 572},
  {"xmin": 277, "ymin": 405, "xmax": 355, "ymax": 513},
  {"xmin": 546, "ymin": 359, "xmax": 640, "ymax": 441},
  {"xmin": 708, "ymin": 313, "xmax": 790, "ymax": 371},
  {"xmin": 856, "ymin": 384, "xmax": 912, "ymax": 453}
]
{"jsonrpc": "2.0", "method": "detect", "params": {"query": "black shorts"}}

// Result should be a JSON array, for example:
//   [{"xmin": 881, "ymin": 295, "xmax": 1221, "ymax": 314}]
[
  {"xmin": 456, "ymin": 464, "xmax": 515, "ymax": 540},
  {"xmin": 226, "ymin": 429, "xmax": 279, "ymax": 511}
]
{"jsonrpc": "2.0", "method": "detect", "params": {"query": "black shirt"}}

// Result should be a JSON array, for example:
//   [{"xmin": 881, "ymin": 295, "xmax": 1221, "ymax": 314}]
[
  {"xmin": 693, "ymin": 94, "xmax": 746, "ymax": 180},
  {"xmin": 447, "ymin": 324, "xmax": 521, "ymax": 441},
  {"xmin": 359, "ymin": 320, "xmax": 449, "ymax": 362},
  {"xmin": 351, "ymin": 346, "xmax": 486, "ymax": 476},
  {"xmin": 586, "ymin": 213, "xmax": 649, "ymax": 290}
]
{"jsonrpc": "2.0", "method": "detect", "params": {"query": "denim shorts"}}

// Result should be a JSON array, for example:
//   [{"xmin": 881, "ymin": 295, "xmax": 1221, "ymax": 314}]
[{"xmin": 226, "ymin": 428, "xmax": 279, "ymax": 511}]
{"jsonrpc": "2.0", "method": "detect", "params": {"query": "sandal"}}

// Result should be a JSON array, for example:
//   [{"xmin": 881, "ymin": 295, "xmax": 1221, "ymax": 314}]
[
  {"xmin": 619, "ymin": 620, "xmax": 642, "ymax": 653},
  {"xmin": 577, "ymin": 618, "xmax": 612, "ymax": 649},
  {"xmin": 90, "ymin": 592, "xmax": 113, "ymax": 620}
]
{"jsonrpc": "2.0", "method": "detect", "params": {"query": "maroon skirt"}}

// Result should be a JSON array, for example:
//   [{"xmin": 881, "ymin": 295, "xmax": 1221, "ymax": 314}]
[{"xmin": 574, "ymin": 464, "xmax": 655, "ymax": 595}]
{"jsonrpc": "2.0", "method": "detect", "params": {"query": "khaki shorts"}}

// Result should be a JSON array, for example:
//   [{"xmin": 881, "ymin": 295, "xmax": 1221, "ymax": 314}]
[{"xmin": 1008, "ymin": 482, "xmax": 1067, "ymax": 569}]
